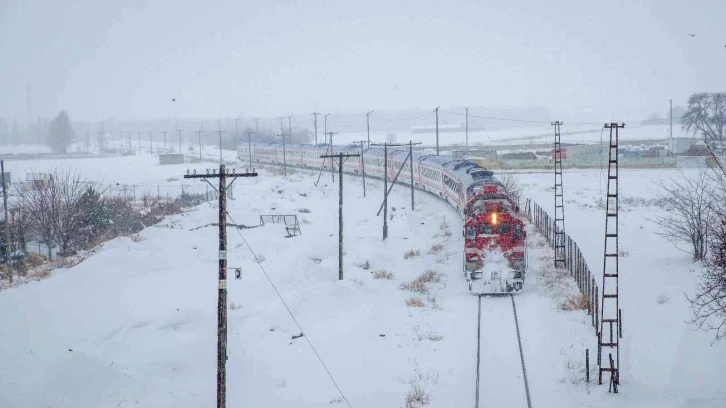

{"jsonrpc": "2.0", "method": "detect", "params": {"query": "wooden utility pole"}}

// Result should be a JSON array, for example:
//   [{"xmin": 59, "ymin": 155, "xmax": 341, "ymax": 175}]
[
  {"xmin": 288, "ymin": 115, "xmax": 293, "ymax": 144},
  {"xmin": 178, "ymin": 129, "xmax": 184, "ymax": 153},
  {"xmin": 148, "ymin": 131, "xmax": 153, "ymax": 153},
  {"xmin": 1, "ymin": 161, "xmax": 11, "ymax": 284},
  {"xmin": 216, "ymin": 126, "xmax": 225, "ymax": 165},
  {"xmin": 311, "ymin": 112, "xmax": 320, "ymax": 145},
  {"xmin": 278, "ymin": 131, "xmax": 287, "ymax": 176},
  {"xmin": 137, "ymin": 131, "xmax": 141, "ymax": 153},
  {"xmin": 244, "ymin": 129, "xmax": 254, "ymax": 168},
  {"xmin": 319, "ymin": 152, "xmax": 359, "ymax": 280},
  {"xmin": 183, "ymin": 165, "xmax": 258, "ymax": 408},
  {"xmin": 327, "ymin": 131, "xmax": 338, "ymax": 182},
  {"xmin": 197, "ymin": 123, "xmax": 204, "ymax": 162},
  {"xmin": 366, "ymin": 110, "xmax": 374, "ymax": 148},
  {"xmin": 434, "ymin": 106, "xmax": 440, "ymax": 155},
  {"xmin": 162, "ymin": 130, "xmax": 169, "ymax": 152},
  {"xmin": 324, "ymin": 114, "xmax": 329, "ymax": 144},
  {"xmin": 465, "ymin": 107, "xmax": 469, "ymax": 149},
  {"xmin": 371, "ymin": 141, "xmax": 421, "ymax": 238},
  {"xmin": 354, "ymin": 140, "xmax": 367, "ymax": 197}
]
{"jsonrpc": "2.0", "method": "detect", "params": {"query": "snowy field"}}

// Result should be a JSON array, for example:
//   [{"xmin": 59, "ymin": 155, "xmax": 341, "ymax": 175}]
[
  {"xmin": 0, "ymin": 153, "xmax": 723, "ymax": 407},
  {"xmin": 517, "ymin": 167, "xmax": 726, "ymax": 407},
  {"xmin": 333, "ymin": 123, "xmax": 682, "ymax": 148}
]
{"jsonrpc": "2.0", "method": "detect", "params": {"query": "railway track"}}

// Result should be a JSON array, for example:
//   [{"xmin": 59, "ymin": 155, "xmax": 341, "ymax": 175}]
[{"xmin": 474, "ymin": 294, "xmax": 532, "ymax": 408}]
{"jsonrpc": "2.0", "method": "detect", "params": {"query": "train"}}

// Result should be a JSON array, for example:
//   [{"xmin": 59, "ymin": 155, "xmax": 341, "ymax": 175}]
[{"xmin": 238, "ymin": 142, "xmax": 527, "ymax": 294}]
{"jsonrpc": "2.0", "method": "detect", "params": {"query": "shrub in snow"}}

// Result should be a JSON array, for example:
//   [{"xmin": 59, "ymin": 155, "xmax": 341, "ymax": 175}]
[
  {"xmin": 373, "ymin": 270, "xmax": 393, "ymax": 279},
  {"xmin": 254, "ymin": 253, "xmax": 266, "ymax": 263},
  {"xmin": 405, "ymin": 383, "xmax": 430, "ymax": 408},
  {"xmin": 656, "ymin": 293, "xmax": 670, "ymax": 304},
  {"xmin": 406, "ymin": 297, "xmax": 425, "ymax": 307},
  {"xmin": 560, "ymin": 292, "xmax": 589, "ymax": 311},
  {"xmin": 400, "ymin": 280, "xmax": 427, "ymax": 293},
  {"xmin": 328, "ymin": 397, "xmax": 344, "ymax": 404},
  {"xmin": 296, "ymin": 208, "xmax": 311, "ymax": 213},
  {"xmin": 229, "ymin": 302, "xmax": 241, "ymax": 310},
  {"xmin": 416, "ymin": 269, "xmax": 441, "ymax": 284},
  {"xmin": 618, "ymin": 249, "xmax": 629, "ymax": 257},
  {"xmin": 426, "ymin": 332, "xmax": 443, "ymax": 342},
  {"xmin": 427, "ymin": 243, "xmax": 444, "ymax": 255},
  {"xmin": 404, "ymin": 249, "xmax": 421, "ymax": 259},
  {"xmin": 357, "ymin": 260, "xmax": 371, "ymax": 270}
]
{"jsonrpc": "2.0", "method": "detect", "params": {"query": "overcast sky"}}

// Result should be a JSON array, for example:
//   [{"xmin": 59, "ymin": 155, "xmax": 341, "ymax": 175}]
[{"xmin": 1, "ymin": 0, "xmax": 724, "ymax": 123}]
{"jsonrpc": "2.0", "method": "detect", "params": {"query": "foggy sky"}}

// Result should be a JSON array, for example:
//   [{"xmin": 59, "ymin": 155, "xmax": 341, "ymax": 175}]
[{"xmin": 1, "ymin": 0, "xmax": 725, "ymax": 123}]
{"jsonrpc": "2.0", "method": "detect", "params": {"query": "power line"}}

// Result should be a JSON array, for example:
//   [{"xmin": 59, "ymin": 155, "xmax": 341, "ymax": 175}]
[{"xmin": 223, "ymin": 209, "xmax": 353, "ymax": 408}]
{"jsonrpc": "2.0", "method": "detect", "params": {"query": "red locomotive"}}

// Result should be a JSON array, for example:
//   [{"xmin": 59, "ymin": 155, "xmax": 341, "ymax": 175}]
[{"xmin": 463, "ymin": 183, "xmax": 527, "ymax": 293}]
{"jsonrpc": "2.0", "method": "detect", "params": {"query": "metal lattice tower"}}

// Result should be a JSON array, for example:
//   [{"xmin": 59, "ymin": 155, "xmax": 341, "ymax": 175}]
[
  {"xmin": 552, "ymin": 121, "xmax": 566, "ymax": 268},
  {"xmin": 598, "ymin": 123, "xmax": 624, "ymax": 390}
]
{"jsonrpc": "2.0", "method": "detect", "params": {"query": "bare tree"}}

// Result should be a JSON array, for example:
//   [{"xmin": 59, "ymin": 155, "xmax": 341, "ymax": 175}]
[
  {"xmin": 688, "ymin": 214, "xmax": 726, "ymax": 343},
  {"xmin": 499, "ymin": 172, "xmax": 522, "ymax": 205},
  {"xmin": 682, "ymin": 92, "xmax": 726, "ymax": 154},
  {"xmin": 15, "ymin": 167, "xmax": 101, "ymax": 258},
  {"xmin": 652, "ymin": 169, "xmax": 713, "ymax": 261}
]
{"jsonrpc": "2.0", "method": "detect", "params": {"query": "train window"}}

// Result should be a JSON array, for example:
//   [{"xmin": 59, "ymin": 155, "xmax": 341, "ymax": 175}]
[
  {"xmin": 466, "ymin": 226, "xmax": 476, "ymax": 240},
  {"xmin": 514, "ymin": 224, "xmax": 522, "ymax": 240},
  {"xmin": 478, "ymin": 223, "xmax": 493, "ymax": 234},
  {"xmin": 498, "ymin": 222, "xmax": 511, "ymax": 234}
]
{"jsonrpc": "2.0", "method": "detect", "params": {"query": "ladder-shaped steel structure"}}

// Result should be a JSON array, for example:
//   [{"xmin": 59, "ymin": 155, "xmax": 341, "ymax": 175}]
[
  {"xmin": 598, "ymin": 123, "xmax": 625, "ymax": 391},
  {"xmin": 552, "ymin": 121, "xmax": 566, "ymax": 269}
]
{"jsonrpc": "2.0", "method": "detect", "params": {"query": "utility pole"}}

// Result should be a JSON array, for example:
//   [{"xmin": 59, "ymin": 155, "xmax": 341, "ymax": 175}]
[
  {"xmin": 319, "ymin": 152, "xmax": 360, "ymax": 280},
  {"xmin": 197, "ymin": 123, "xmax": 204, "ymax": 162},
  {"xmin": 162, "ymin": 130, "xmax": 169, "ymax": 152},
  {"xmin": 324, "ymin": 114, "xmax": 329, "ymax": 144},
  {"xmin": 434, "ymin": 107, "xmax": 440, "ymax": 155},
  {"xmin": 669, "ymin": 99, "xmax": 673, "ymax": 157},
  {"xmin": 2, "ymin": 161, "xmax": 11, "ymax": 284},
  {"xmin": 288, "ymin": 115, "xmax": 293, "ymax": 144},
  {"xmin": 244, "ymin": 129, "xmax": 253, "ymax": 168},
  {"xmin": 327, "ymin": 131, "xmax": 338, "ymax": 182},
  {"xmin": 183, "ymin": 165, "xmax": 258, "ymax": 408},
  {"xmin": 178, "ymin": 129, "xmax": 183, "ymax": 153},
  {"xmin": 138, "ymin": 131, "xmax": 141, "ymax": 153},
  {"xmin": 465, "ymin": 107, "xmax": 469, "ymax": 149},
  {"xmin": 127, "ymin": 131, "xmax": 132, "ymax": 151},
  {"xmin": 311, "ymin": 112, "xmax": 320, "ymax": 145},
  {"xmin": 278, "ymin": 131, "xmax": 287, "ymax": 176},
  {"xmin": 354, "ymin": 140, "xmax": 367, "ymax": 197},
  {"xmin": 366, "ymin": 110, "xmax": 374, "ymax": 148},
  {"xmin": 218, "ymin": 120, "xmax": 224, "ymax": 165},
  {"xmin": 148, "ymin": 131, "xmax": 153, "ymax": 154},
  {"xmin": 371, "ymin": 142, "xmax": 420, "ymax": 238}
]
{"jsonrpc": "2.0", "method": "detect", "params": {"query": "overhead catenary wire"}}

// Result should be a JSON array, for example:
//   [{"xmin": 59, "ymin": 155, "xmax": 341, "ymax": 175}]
[{"xmin": 223, "ymin": 209, "xmax": 353, "ymax": 408}]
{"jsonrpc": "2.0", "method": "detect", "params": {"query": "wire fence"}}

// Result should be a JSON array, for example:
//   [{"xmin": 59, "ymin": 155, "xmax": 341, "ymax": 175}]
[
  {"xmin": 524, "ymin": 199, "xmax": 600, "ymax": 336},
  {"xmin": 104, "ymin": 181, "xmax": 237, "ymax": 203}
]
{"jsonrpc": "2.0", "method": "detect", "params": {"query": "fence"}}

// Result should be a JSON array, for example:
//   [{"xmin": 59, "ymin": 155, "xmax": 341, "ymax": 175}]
[
  {"xmin": 105, "ymin": 181, "xmax": 236, "ymax": 203},
  {"xmin": 524, "ymin": 198, "xmax": 600, "ymax": 336}
]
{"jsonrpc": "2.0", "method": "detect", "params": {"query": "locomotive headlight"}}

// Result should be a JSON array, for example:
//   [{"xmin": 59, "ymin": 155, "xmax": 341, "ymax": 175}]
[{"xmin": 491, "ymin": 212, "xmax": 498, "ymax": 225}]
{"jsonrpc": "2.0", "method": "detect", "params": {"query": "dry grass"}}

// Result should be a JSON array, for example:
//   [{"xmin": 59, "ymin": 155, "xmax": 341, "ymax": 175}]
[
  {"xmin": 300, "ymin": 218, "xmax": 311, "ymax": 225},
  {"xmin": 130, "ymin": 233, "xmax": 144, "ymax": 242},
  {"xmin": 357, "ymin": 260, "xmax": 371, "ymax": 270},
  {"xmin": 416, "ymin": 269, "xmax": 441, "ymax": 284},
  {"xmin": 54, "ymin": 256, "xmax": 84, "ymax": 269},
  {"xmin": 254, "ymin": 253, "xmax": 266, "ymax": 263},
  {"xmin": 560, "ymin": 292, "xmax": 589, "ymax": 311},
  {"xmin": 229, "ymin": 302, "xmax": 241, "ymax": 310},
  {"xmin": 30, "ymin": 268, "xmax": 52, "ymax": 281},
  {"xmin": 296, "ymin": 208, "xmax": 311, "ymax": 213},
  {"xmin": 656, "ymin": 293, "xmax": 671, "ymax": 304},
  {"xmin": 406, "ymin": 296, "xmax": 425, "ymax": 307},
  {"xmin": 405, "ymin": 383, "xmax": 430, "ymax": 408},
  {"xmin": 404, "ymin": 249, "xmax": 421, "ymax": 259},
  {"xmin": 427, "ymin": 243, "xmax": 444, "ymax": 255},
  {"xmin": 400, "ymin": 280, "xmax": 428, "ymax": 293},
  {"xmin": 373, "ymin": 270, "xmax": 393, "ymax": 280},
  {"xmin": 619, "ymin": 249, "xmax": 630, "ymax": 257},
  {"xmin": 426, "ymin": 332, "xmax": 444, "ymax": 341},
  {"xmin": 25, "ymin": 253, "xmax": 47, "ymax": 268}
]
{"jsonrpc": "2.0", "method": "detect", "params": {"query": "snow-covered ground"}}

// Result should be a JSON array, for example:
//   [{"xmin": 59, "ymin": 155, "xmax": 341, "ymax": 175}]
[
  {"xmin": 0, "ymin": 153, "xmax": 723, "ymax": 407},
  {"xmin": 332, "ymin": 123, "xmax": 688, "ymax": 149},
  {"xmin": 518, "ymin": 167, "xmax": 726, "ymax": 407}
]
